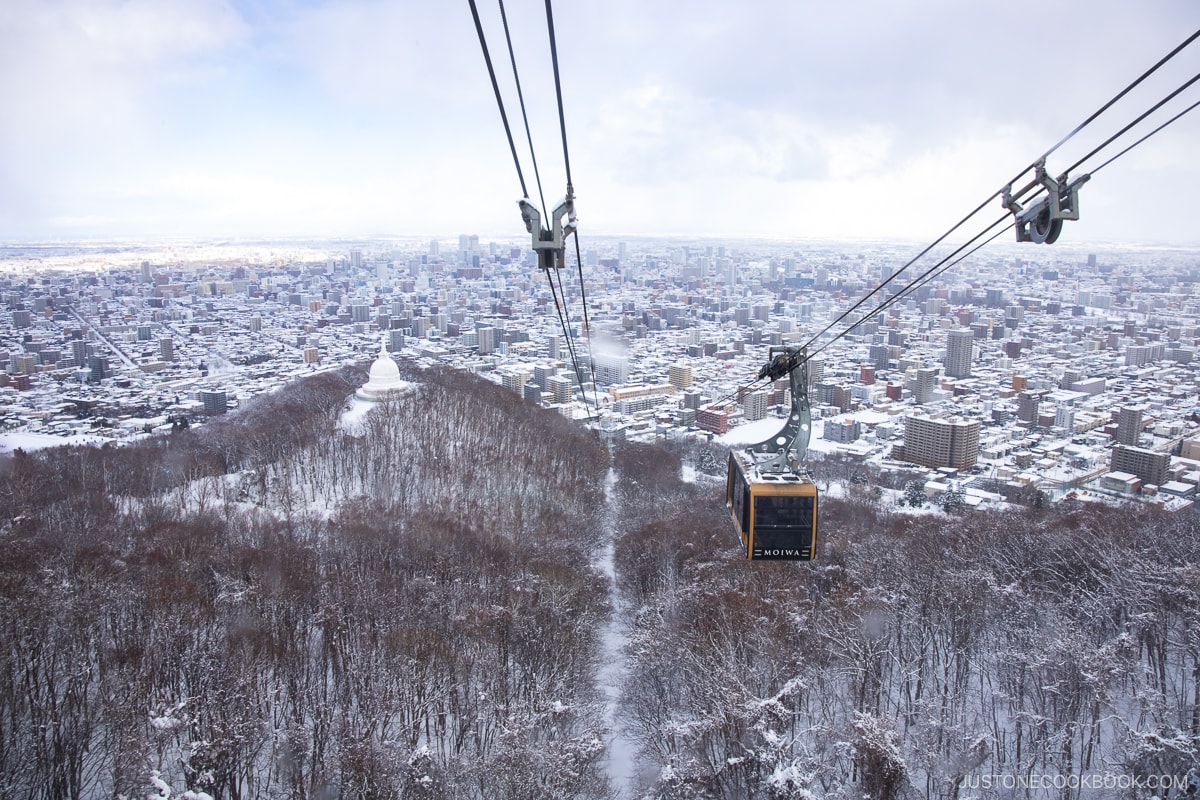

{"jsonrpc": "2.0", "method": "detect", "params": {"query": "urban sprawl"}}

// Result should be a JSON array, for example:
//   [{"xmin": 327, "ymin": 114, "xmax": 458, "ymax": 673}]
[{"xmin": 2, "ymin": 236, "xmax": 1199, "ymax": 512}]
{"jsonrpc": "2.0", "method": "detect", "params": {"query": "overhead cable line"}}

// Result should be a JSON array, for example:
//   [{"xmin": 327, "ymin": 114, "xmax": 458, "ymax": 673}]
[
  {"xmin": 706, "ymin": 218, "xmax": 1020, "ymax": 412},
  {"xmin": 542, "ymin": 0, "xmax": 597, "ymax": 418},
  {"xmin": 1063, "ymin": 70, "xmax": 1200, "ymax": 176},
  {"xmin": 996, "ymin": 28, "xmax": 1200, "ymax": 212},
  {"xmin": 572, "ymin": 232, "xmax": 597, "ymax": 392},
  {"xmin": 797, "ymin": 199, "xmax": 1001, "ymax": 355},
  {"xmin": 544, "ymin": 0, "xmax": 573, "ymax": 192},
  {"xmin": 707, "ymin": 29, "xmax": 1200, "ymax": 417},
  {"xmin": 498, "ymin": 0, "xmax": 548, "ymax": 218},
  {"xmin": 467, "ymin": 0, "xmax": 529, "ymax": 199},
  {"xmin": 1030, "ymin": 28, "xmax": 1200, "ymax": 175},
  {"xmin": 546, "ymin": 267, "xmax": 595, "ymax": 422},
  {"xmin": 895, "ymin": 223, "xmax": 1015, "ymax": 309},
  {"xmin": 469, "ymin": 0, "xmax": 595, "ymax": 424},
  {"xmin": 794, "ymin": 30, "xmax": 1200, "ymax": 364},
  {"xmin": 1089, "ymin": 96, "xmax": 1200, "ymax": 175},
  {"xmin": 807, "ymin": 216, "xmax": 1016, "ymax": 363},
  {"xmin": 805, "ymin": 63, "xmax": 1198, "ymax": 361}
]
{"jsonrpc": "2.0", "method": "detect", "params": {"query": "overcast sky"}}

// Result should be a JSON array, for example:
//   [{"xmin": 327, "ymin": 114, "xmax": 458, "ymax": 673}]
[{"xmin": 2, "ymin": 1, "xmax": 1197, "ymax": 245}]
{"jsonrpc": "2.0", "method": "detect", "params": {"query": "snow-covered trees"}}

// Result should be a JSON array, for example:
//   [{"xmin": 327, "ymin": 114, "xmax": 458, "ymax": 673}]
[
  {"xmin": 0, "ymin": 366, "xmax": 612, "ymax": 798},
  {"xmin": 3, "ymin": 364, "xmax": 1200, "ymax": 798},
  {"xmin": 611, "ymin": 448, "xmax": 1200, "ymax": 799},
  {"xmin": 902, "ymin": 480, "xmax": 926, "ymax": 508}
]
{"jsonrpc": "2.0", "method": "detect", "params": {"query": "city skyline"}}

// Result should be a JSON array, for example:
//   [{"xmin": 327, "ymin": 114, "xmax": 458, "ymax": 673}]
[
  {"xmin": 3, "ymin": 234, "xmax": 1199, "ymax": 512},
  {"xmin": 2, "ymin": 1, "xmax": 1198, "ymax": 244}
]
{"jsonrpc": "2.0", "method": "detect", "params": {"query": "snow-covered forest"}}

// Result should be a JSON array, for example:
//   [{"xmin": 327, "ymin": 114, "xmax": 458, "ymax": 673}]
[{"xmin": 0, "ymin": 365, "xmax": 1198, "ymax": 799}]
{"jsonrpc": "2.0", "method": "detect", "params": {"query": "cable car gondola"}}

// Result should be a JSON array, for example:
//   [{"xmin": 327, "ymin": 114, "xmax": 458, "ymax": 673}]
[{"xmin": 725, "ymin": 346, "xmax": 818, "ymax": 561}]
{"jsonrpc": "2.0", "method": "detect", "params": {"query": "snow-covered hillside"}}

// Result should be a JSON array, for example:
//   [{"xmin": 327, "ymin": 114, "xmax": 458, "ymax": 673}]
[{"xmin": 0, "ymin": 364, "xmax": 1197, "ymax": 799}]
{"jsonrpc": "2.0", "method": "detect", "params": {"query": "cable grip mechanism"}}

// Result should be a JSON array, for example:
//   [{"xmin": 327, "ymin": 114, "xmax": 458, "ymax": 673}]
[
  {"xmin": 1002, "ymin": 159, "xmax": 1090, "ymax": 244},
  {"xmin": 519, "ymin": 185, "xmax": 577, "ymax": 270}
]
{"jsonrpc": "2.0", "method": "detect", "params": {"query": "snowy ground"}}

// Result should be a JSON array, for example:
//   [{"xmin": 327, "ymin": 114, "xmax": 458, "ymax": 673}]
[
  {"xmin": 719, "ymin": 415, "xmax": 851, "ymax": 454},
  {"xmin": 338, "ymin": 397, "xmax": 376, "ymax": 435},
  {"xmin": 719, "ymin": 416, "xmax": 809, "ymax": 448},
  {"xmin": 595, "ymin": 468, "xmax": 653, "ymax": 797},
  {"xmin": 0, "ymin": 430, "xmax": 109, "ymax": 454}
]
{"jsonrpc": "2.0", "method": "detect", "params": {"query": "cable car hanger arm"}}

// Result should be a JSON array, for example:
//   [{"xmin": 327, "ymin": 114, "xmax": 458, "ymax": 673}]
[{"xmin": 743, "ymin": 346, "xmax": 812, "ymax": 474}]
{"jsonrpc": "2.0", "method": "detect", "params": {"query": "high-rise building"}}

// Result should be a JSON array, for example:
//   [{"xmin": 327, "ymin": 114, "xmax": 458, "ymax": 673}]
[
  {"xmin": 696, "ymin": 407, "xmax": 729, "ymax": 435},
  {"xmin": 825, "ymin": 418, "xmax": 862, "ymax": 443},
  {"xmin": 899, "ymin": 413, "xmax": 980, "ymax": 469},
  {"xmin": 159, "ymin": 337, "xmax": 174, "ymax": 362},
  {"xmin": 15, "ymin": 354, "xmax": 37, "ymax": 374},
  {"xmin": 200, "ymin": 390, "xmax": 228, "ymax": 415},
  {"xmin": 1110, "ymin": 445, "xmax": 1170, "ymax": 487},
  {"xmin": 911, "ymin": 367, "xmax": 939, "ymax": 404},
  {"xmin": 477, "ymin": 326, "xmax": 496, "ymax": 355},
  {"xmin": 807, "ymin": 358, "xmax": 824, "ymax": 387},
  {"xmin": 501, "ymin": 370, "xmax": 530, "ymax": 394},
  {"xmin": 816, "ymin": 382, "xmax": 838, "ymax": 407},
  {"xmin": 869, "ymin": 343, "xmax": 890, "ymax": 372},
  {"xmin": 944, "ymin": 328, "xmax": 974, "ymax": 378},
  {"xmin": 1115, "ymin": 406, "xmax": 1144, "ymax": 446},
  {"xmin": 533, "ymin": 364, "xmax": 557, "ymax": 391},
  {"xmin": 1017, "ymin": 391, "xmax": 1040, "ymax": 423},
  {"xmin": 1125, "ymin": 343, "xmax": 1164, "ymax": 366},
  {"xmin": 546, "ymin": 374, "xmax": 573, "ymax": 404},
  {"xmin": 87, "ymin": 355, "xmax": 109, "ymax": 383},
  {"xmin": 743, "ymin": 390, "xmax": 768, "ymax": 422},
  {"xmin": 593, "ymin": 353, "xmax": 629, "ymax": 387},
  {"xmin": 668, "ymin": 362, "xmax": 692, "ymax": 390}
]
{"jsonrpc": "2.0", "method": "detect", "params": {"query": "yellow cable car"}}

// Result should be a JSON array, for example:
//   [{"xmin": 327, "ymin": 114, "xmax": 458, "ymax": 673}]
[
  {"xmin": 727, "ymin": 454, "xmax": 818, "ymax": 560},
  {"xmin": 725, "ymin": 346, "xmax": 819, "ymax": 561}
]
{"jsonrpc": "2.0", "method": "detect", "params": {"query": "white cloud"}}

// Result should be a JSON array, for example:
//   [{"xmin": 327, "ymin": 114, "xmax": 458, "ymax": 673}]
[
  {"xmin": 0, "ymin": 0, "xmax": 250, "ymax": 232},
  {"xmin": 270, "ymin": 0, "xmax": 482, "ymax": 109},
  {"xmin": 0, "ymin": 0, "xmax": 1196, "ymax": 243},
  {"xmin": 0, "ymin": 0, "xmax": 247, "ymax": 133}
]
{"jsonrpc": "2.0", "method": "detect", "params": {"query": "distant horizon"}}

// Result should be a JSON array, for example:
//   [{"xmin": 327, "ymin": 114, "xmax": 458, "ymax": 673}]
[{"xmin": 2, "ymin": 231, "xmax": 1199, "ymax": 252}]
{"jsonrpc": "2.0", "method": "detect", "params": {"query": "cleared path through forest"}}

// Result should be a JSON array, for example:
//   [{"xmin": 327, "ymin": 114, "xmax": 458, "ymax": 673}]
[{"xmin": 594, "ymin": 466, "xmax": 649, "ymax": 798}]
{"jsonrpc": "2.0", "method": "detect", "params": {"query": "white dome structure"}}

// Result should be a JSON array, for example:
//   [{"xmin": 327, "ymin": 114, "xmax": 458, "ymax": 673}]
[{"xmin": 356, "ymin": 338, "xmax": 413, "ymax": 402}]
